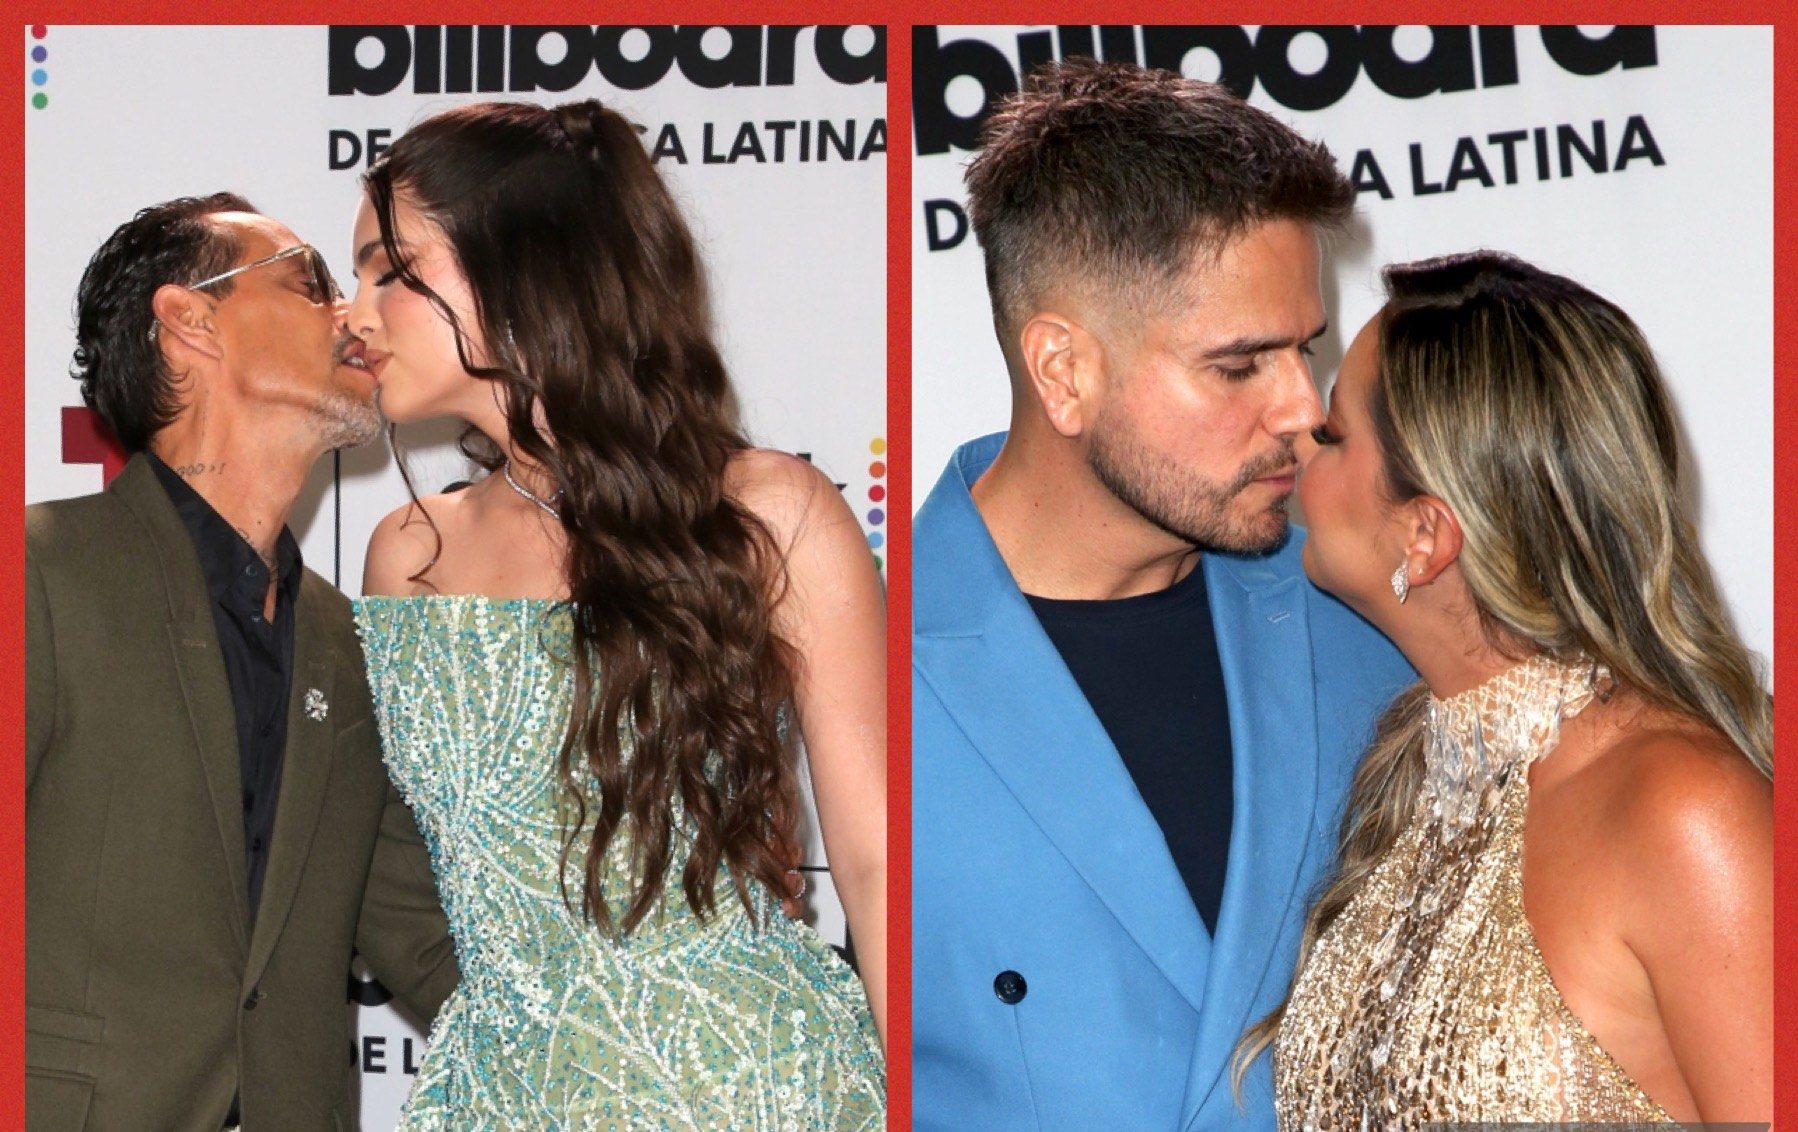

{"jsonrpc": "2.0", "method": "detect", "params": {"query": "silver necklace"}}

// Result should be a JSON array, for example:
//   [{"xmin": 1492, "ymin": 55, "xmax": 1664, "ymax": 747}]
[{"xmin": 502, "ymin": 462, "xmax": 562, "ymax": 518}]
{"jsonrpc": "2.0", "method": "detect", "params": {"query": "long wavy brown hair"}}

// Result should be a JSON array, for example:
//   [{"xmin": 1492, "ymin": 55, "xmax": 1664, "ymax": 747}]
[
  {"xmin": 364, "ymin": 99, "xmax": 798, "ymax": 936},
  {"xmin": 1234, "ymin": 250, "xmax": 1771, "ymax": 1091}
]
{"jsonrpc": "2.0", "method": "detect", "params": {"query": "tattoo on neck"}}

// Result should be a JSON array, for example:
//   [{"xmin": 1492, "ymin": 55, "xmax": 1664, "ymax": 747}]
[
  {"xmin": 233, "ymin": 525, "xmax": 278, "ymax": 576},
  {"xmin": 171, "ymin": 460, "xmax": 225, "ymax": 477}
]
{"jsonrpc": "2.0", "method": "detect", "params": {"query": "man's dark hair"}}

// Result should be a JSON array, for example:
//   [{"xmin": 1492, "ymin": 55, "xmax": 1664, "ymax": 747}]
[
  {"xmin": 965, "ymin": 59, "xmax": 1354, "ymax": 345},
  {"xmin": 70, "ymin": 192, "xmax": 256, "ymax": 452}
]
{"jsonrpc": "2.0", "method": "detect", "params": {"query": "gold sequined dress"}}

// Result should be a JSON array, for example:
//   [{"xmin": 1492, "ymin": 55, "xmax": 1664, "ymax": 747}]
[
  {"xmin": 1273, "ymin": 655, "xmax": 1670, "ymax": 1129},
  {"xmin": 355, "ymin": 596, "xmax": 885, "ymax": 1131}
]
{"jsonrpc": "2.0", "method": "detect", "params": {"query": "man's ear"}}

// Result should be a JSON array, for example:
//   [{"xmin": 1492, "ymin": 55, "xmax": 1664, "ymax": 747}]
[
  {"xmin": 1400, "ymin": 494, "xmax": 1464, "ymax": 592},
  {"xmin": 1018, "ymin": 311, "xmax": 1102, "ymax": 438},
  {"xmin": 149, "ymin": 283, "xmax": 223, "ymax": 363}
]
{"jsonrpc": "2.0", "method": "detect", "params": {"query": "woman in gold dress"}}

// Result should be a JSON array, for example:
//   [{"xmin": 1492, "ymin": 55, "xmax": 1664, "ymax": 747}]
[{"xmin": 1240, "ymin": 251, "xmax": 1771, "ymax": 1127}]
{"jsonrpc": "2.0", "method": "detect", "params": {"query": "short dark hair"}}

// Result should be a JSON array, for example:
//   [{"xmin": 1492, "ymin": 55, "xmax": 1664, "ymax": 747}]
[
  {"xmin": 965, "ymin": 58, "xmax": 1354, "ymax": 344},
  {"xmin": 70, "ymin": 192, "xmax": 256, "ymax": 452}
]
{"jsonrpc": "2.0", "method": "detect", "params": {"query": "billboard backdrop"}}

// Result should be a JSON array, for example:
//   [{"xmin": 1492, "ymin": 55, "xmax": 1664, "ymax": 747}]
[
  {"xmin": 912, "ymin": 24, "xmax": 1773, "ymax": 668},
  {"xmin": 25, "ymin": 23, "xmax": 886, "ymax": 1128}
]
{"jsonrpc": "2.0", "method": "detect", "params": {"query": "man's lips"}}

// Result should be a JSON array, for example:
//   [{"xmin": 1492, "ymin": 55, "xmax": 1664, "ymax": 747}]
[
  {"xmin": 335, "ymin": 335, "xmax": 368, "ymax": 370},
  {"xmin": 335, "ymin": 337, "xmax": 386, "ymax": 380}
]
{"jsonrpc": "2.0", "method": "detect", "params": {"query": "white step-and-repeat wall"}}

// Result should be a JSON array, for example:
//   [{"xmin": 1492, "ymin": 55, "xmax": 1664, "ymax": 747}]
[
  {"xmin": 25, "ymin": 24, "xmax": 886, "ymax": 1128},
  {"xmin": 912, "ymin": 24, "xmax": 1772, "ymax": 668}
]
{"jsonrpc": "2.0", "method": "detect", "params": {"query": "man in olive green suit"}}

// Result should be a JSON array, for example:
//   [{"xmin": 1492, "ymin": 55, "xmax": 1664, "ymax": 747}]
[{"xmin": 26, "ymin": 194, "xmax": 456, "ymax": 1131}]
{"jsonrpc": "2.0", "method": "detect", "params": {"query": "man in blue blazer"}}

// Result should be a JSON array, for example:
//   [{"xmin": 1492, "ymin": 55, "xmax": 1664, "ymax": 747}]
[{"xmin": 912, "ymin": 62, "xmax": 1414, "ymax": 1130}]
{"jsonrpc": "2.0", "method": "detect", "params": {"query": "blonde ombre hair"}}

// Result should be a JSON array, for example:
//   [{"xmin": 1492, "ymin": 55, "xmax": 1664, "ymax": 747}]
[{"xmin": 1235, "ymin": 250, "xmax": 1771, "ymax": 1089}]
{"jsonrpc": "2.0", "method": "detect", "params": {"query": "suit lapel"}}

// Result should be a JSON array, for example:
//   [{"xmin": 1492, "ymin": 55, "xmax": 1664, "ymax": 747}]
[
  {"xmin": 915, "ymin": 436, "xmax": 1212, "ymax": 1012},
  {"xmin": 112, "ymin": 457, "xmax": 345, "ymax": 984},
  {"xmin": 244, "ymin": 581, "xmax": 337, "ymax": 987},
  {"xmin": 112, "ymin": 457, "xmax": 251, "ymax": 953},
  {"xmin": 1182, "ymin": 554, "xmax": 1322, "ymax": 1124},
  {"xmin": 164, "ymin": 613, "xmax": 253, "ymax": 951},
  {"xmin": 917, "ymin": 620, "xmax": 1214, "ymax": 1012}
]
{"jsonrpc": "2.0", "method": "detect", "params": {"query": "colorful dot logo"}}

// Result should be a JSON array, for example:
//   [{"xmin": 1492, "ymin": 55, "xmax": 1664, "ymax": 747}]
[
  {"xmin": 28, "ymin": 26, "xmax": 48, "ymax": 110},
  {"xmin": 865, "ymin": 437, "xmax": 886, "ymax": 572}
]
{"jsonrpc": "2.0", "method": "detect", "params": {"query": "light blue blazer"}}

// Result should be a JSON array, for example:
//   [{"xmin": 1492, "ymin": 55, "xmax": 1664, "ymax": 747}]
[{"xmin": 912, "ymin": 433, "xmax": 1415, "ymax": 1131}]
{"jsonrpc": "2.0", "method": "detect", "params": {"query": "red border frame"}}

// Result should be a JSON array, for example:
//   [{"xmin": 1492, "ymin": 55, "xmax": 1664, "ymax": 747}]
[
  {"xmin": 1772, "ymin": 17, "xmax": 1792, "ymax": 1128},
  {"xmin": 886, "ymin": 24, "xmax": 914, "ymax": 1131},
  {"xmin": 4, "ymin": 20, "xmax": 21, "ymax": 1132}
]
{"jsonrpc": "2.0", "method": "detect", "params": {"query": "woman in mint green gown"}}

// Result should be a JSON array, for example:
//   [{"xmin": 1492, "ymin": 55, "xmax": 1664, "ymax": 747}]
[{"xmin": 342, "ymin": 99, "xmax": 886, "ymax": 1130}]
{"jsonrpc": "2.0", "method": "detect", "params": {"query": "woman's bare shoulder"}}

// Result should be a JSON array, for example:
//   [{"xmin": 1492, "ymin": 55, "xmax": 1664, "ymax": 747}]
[
  {"xmin": 363, "ymin": 489, "xmax": 476, "ymax": 596},
  {"xmin": 724, "ymin": 447, "xmax": 851, "ymax": 549},
  {"xmin": 1583, "ymin": 710, "xmax": 1770, "ymax": 926}
]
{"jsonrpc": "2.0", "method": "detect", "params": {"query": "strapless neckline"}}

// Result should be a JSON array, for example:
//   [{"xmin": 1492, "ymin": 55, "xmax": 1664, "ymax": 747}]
[
  {"xmin": 353, "ymin": 593, "xmax": 569, "ymax": 609},
  {"xmin": 351, "ymin": 594, "xmax": 884, "ymax": 1129}
]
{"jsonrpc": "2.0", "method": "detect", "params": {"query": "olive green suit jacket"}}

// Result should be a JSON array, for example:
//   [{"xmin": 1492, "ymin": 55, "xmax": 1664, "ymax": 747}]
[{"xmin": 25, "ymin": 455, "xmax": 458, "ymax": 1132}]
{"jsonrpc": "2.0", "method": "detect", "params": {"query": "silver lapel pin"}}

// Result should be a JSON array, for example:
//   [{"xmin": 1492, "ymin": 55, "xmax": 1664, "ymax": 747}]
[{"xmin": 304, "ymin": 688, "xmax": 329, "ymax": 722}]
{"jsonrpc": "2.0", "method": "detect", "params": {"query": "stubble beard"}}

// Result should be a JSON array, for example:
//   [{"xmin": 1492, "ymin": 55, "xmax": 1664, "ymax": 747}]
[
  {"xmin": 310, "ymin": 387, "xmax": 383, "ymax": 451},
  {"xmin": 1086, "ymin": 412, "xmax": 1295, "ymax": 556}
]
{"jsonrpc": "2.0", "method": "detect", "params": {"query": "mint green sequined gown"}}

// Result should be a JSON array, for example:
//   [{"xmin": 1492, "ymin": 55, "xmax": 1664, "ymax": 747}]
[{"xmin": 354, "ymin": 596, "xmax": 885, "ymax": 1131}]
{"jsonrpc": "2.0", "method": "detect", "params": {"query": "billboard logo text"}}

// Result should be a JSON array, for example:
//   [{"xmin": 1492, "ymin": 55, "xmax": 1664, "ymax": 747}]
[
  {"xmin": 331, "ymin": 25, "xmax": 886, "ymax": 96},
  {"xmin": 914, "ymin": 25, "xmax": 1657, "ymax": 155}
]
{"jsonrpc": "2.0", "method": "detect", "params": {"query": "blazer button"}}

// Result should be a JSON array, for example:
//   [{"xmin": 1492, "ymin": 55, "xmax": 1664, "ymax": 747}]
[
  {"xmin": 244, "ymin": 988, "xmax": 264, "ymax": 1011},
  {"xmin": 993, "ymin": 970, "xmax": 1027, "ymax": 1005}
]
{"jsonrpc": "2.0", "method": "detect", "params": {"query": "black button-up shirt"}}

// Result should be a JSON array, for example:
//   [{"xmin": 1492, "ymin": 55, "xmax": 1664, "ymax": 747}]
[{"xmin": 149, "ymin": 454, "xmax": 301, "ymax": 924}]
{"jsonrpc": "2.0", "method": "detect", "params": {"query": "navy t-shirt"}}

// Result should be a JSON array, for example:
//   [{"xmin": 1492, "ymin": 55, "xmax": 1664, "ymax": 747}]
[{"xmin": 1026, "ymin": 561, "xmax": 1234, "ymax": 935}]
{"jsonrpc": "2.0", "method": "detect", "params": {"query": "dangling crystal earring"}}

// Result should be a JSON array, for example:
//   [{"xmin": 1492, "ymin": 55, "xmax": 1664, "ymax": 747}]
[
  {"xmin": 1390, "ymin": 561, "xmax": 1410, "ymax": 604},
  {"xmin": 1588, "ymin": 658, "xmax": 1616, "ymax": 703}
]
